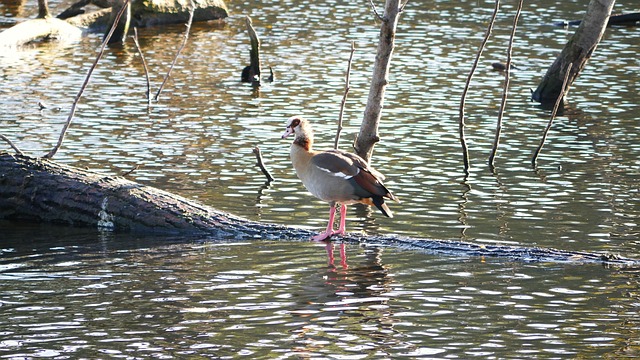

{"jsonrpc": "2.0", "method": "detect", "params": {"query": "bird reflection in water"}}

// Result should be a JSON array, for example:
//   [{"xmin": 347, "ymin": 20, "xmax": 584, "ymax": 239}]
[
  {"xmin": 324, "ymin": 241, "xmax": 348, "ymax": 269},
  {"xmin": 323, "ymin": 203, "xmax": 386, "ymax": 269}
]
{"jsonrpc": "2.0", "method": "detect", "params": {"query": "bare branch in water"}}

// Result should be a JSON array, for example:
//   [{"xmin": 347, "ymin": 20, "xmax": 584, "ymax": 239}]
[
  {"xmin": 253, "ymin": 146, "xmax": 274, "ymax": 183},
  {"xmin": 44, "ymin": 0, "xmax": 131, "ymax": 159},
  {"xmin": 334, "ymin": 41, "xmax": 356, "ymax": 150},
  {"xmin": 132, "ymin": 27, "xmax": 151, "ymax": 104},
  {"xmin": 121, "ymin": 164, "xmax": 141, "ymax": 177},
  {"xmin": 532, "ymin": 63, "xmax": 573, "ymax": 168},
  {"xmin": 0, "ymin": 134, "xmax": 24, "ymax": 155},
  {"xmin": 488, "ymin": 0, "xmax": 523, "ymax": 171},
  {"xmin": 154, "ymin": 0, "xmax": 196, "ymax": 101},
  {"xmin": 459, "ymin": 0, "xmax": 499, "ymax": 174}
]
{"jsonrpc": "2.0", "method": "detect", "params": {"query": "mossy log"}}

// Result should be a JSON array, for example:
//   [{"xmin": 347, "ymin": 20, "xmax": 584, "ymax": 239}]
[
  {"xmin": 0, "ymin": 0, "xmax": 228, "ymax": 47},
  {"xmin": 1, "ymin": 152, "xmax": 638, "ymax": 267},
  {"xmin": 64, "ymin": 0, "xmax": 229, "ymax": 29}
]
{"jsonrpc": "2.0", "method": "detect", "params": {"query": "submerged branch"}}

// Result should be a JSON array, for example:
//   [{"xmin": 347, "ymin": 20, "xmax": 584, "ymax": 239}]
[{"xmin": 154, "ymin": 0, "xmax": 196, "ymax": 102}]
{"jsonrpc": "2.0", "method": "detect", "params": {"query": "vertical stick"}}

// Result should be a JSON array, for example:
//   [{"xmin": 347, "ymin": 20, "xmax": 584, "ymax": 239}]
[
  {"xmin": 44, "ymin": 0, "xmax": 131, "ymax": 159},
  {"xmin": 488, "ymin": 0, "xmax": 523, "ymax": 170},
  {"xmin": 531, "ymin": 63, "xmax": 573, "ymax": 167},
  {"xmin": 154, "ymin": 0, "xmax": 195, "ymax": 101},
  {"xmin": 132, "ymin": 27, "xmax": 151, "ymax": 104},
  {"xmin": 459, "ymin": 0, "xmax": 500, "ymax": 174},
  {"xmin": 334, "ymin": 41, "xmax": 356, "ymax": 150}
]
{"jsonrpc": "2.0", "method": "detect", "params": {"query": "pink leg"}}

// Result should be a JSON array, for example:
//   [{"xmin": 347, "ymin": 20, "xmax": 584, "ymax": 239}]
[
  {"xmin": 335, "ymin": 204, "xmax": 347, "ymax": 236},
  {"xmin": 312, "ymin": 205, "xmax": 337, "ymax": 241}
]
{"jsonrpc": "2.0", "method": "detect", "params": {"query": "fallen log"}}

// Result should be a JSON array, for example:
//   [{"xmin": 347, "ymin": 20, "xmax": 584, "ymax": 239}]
[
  {"xmin": 552, "ymin": 12, "xmax": 640, "ymax": 27},
  {"xmin": 0, "ymin": 152, "xmax": 638, "ymax": 267},
  {"xmin": 0, "ymin": 0, "xmax": 228, "ymax": 47}
]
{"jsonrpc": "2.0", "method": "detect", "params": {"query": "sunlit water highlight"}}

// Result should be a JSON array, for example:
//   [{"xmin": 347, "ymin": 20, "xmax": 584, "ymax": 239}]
[{"xmin": 0, "ymin": 231, "xmax": 638, "ymax": 358}]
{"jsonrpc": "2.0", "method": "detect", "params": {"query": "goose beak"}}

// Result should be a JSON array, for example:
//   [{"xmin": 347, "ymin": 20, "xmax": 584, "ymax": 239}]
[{"xmin": 281, "ymin": 126, "xmax": 294, "ymax": 139}]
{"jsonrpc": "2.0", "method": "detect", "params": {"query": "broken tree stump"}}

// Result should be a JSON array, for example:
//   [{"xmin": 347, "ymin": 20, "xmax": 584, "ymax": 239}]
[
  {"xmin": 532, "ymin": 0, "xmax": 615, "ymax": 104},
  {"xmin": 241, "ymin": 15, "xmax": 262, "ymax": 85}
]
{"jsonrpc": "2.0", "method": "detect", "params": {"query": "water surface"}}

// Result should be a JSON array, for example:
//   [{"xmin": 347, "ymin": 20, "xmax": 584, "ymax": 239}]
[
  {"xmin": 1, "ymin": 0, "xmax": 639, "ymax": 357},
  {"xmin": 1, "ymin": 229, "xmax": 639, "ymax": 358}
]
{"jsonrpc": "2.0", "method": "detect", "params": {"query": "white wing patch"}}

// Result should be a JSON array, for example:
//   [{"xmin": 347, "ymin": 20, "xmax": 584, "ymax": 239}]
[{"xmin": 316, "ymin": 165, "xmax": 358, "ymax": 179}]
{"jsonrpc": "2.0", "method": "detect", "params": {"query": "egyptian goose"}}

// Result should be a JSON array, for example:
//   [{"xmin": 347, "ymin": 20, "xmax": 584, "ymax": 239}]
[{"xmin": 281, "ymin": 116, "xmax": 399, "ymax": 241}]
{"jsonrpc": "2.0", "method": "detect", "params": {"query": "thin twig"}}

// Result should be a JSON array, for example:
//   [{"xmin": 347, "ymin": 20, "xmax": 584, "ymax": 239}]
[
  {"xmin": 532, "ymin": 63, "xmax": 573, "ymax": 168},
  {"xmin": 154, "ymin": 0, "xmax": 196, "ymax": 101},
  {"xmin": 44, "ymin": 0, "xmax": 131, "ymax": 159},
  {"xmin": 399, "ymin": 0, "xmax": 409, "ymax": 13},
  {"xmin": 334, "ymin": 41, "xmax": 356, "ymax": 150},
  {"xmin": 252, "ymin": 146, "xmax": 274, "ymax": 182},
  {"xmin": 132, "ymin": 27, "xmax": 151, "ymax": 104},
  {"xmin": 0, "ymin": 134, "xmax": 24, "ymax": 155},
  {"xmin": 459, "ymin": 0, "xmax": 500, "ymax": 174},
  {"xmin": 488, "ymin": 0, "xmax": 523, "ymax": 170},
  {"xmin": 120, "ymin": 164, "xmax": 140, "ymax": 177},
  {"xmin": 368, "ymin": 0, "xmax": 384, "ymax": 21}
]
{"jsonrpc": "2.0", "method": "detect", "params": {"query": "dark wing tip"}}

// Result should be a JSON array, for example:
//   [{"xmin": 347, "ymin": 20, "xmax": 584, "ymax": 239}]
[{"xmin": 372, "ymin": 196, "xmax": 393, "ymax": 218}]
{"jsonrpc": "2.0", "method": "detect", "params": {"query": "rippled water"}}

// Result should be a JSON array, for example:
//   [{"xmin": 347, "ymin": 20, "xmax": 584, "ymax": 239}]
[
  {"xmin": 1, "ymin": 0, "xmax": 639, "ymax": 357},
  {"xmin": 1, "ymin": 228, "xmax": 639, "ymax": 358}
]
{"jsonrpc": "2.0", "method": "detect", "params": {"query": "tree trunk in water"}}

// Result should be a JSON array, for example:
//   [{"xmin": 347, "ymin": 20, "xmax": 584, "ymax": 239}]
[
  {"xmin": 1, "ymin": 152, "xmax": 638, "ymax": 266},
  {"xmin": 531, "ymin": 0, "xmax": 615, "ymax": 104},
  {"xmin": 354, "ymin": 0, "xmax": 401, "ymax": 163}
]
